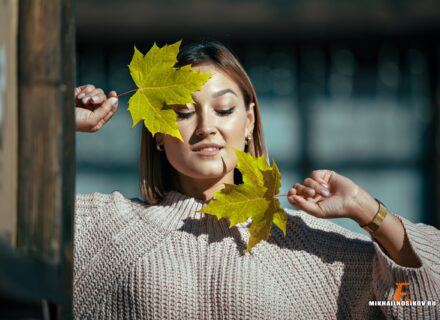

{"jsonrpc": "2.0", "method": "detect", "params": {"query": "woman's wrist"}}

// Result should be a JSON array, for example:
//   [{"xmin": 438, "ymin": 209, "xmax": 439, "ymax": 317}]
[{"xmin": 349, "ymin": 189, "xmax": 380, "ymax": 226}]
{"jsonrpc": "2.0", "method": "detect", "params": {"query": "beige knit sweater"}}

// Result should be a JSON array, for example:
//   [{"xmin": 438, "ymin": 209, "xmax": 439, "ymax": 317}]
[{"xmin": 73, "ymin": 191, "xmax": 440, "ymax": 319}]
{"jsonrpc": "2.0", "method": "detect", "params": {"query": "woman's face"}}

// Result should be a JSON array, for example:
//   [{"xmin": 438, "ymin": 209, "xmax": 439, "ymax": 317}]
[{"xmin": 157, "ymin": 63, "xmax": 255, "ymax": 183}]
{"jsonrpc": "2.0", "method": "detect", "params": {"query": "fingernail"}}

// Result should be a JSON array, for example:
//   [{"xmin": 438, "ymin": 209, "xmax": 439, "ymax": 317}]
[
  {"xmin": 82, "ymin": 96, "xmax": 90, "ymax": 104},
  {"xmin": 109, "ymin": 97, "xmax": 118, "ymax": 106},
  {"xmin": 91, "ymin": 95, "xmax": 99, "ymax": 103},
  {"xmin": 307, "ymin": 189, "xmax": 315, "ymax": 196},
  {"xmin": 78, "ymin": 93, "xmax": 85, "ymax": 99},
  {"xmin": 321, "ymin": 189, "xmax": 331, "ymax": 197}
]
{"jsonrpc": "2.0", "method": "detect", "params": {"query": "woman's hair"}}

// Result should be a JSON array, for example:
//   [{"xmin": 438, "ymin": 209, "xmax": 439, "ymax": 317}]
[{"xmin": 140, "ymin": 41, "xmax": 268, "ymax": 204}]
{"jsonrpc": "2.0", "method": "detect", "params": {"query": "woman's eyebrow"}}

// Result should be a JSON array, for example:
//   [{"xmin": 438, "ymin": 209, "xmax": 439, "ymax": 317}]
[{"xmin": 211, "ymin": 89, "xmax": 238, "ymax": 98}]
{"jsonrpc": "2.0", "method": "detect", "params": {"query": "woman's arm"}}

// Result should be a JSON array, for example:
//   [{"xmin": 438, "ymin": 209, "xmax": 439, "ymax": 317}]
[
  {"xmin": 349, "ymin": 190, "xmax": 422, "ymax": 268},
  {"xmin": 287, "ymin": 170, "xmax": 440, "ymax": 318},
  {"xmin": 287, "ymin": 170, "xmax": 424, "ymax": 267}
]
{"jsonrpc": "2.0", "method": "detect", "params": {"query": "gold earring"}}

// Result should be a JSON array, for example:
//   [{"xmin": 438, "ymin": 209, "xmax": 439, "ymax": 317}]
[
  {"xmin": 245, "ymin": 134, "xmax": 252, "ymax": 145},
  {"xmin": 156, "ymin": 144, "xmax": 164, "ymax": 152}
]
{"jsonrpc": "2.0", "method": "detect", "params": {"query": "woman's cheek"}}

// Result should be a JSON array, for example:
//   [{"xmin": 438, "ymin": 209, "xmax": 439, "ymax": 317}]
[
  {"xmin": 221, "ymin": 120, "xmax": 247, "ymax": 148},
  {"xmin": 178, "ymin": 117, "xmax": 199, "ymax": 139}
]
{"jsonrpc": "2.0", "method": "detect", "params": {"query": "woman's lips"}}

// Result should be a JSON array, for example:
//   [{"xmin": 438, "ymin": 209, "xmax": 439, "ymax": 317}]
[{"xmin": 193, "ymin": 147, "xmax": 223, "ymax": 157}]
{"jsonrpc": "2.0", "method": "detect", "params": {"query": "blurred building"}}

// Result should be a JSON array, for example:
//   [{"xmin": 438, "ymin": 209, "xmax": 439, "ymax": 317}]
[{"xmin": 75, "ymin": 0, "xmax": 440, "ymax": 233}]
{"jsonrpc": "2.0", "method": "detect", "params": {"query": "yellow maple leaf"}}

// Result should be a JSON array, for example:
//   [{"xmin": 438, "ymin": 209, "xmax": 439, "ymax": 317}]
[
  {"xmin": 198, "ymin": 149, "xmax": 287, "ymax": 252},
  {"xmin": 127, "ymin": 40, "xmax": 212, "ymax": 141}
]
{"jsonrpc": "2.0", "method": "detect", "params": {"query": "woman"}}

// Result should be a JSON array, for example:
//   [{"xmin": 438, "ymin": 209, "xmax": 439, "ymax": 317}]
[{"xmin": 73, "ymin": 41, "xmax": 440, "ymax": 319}]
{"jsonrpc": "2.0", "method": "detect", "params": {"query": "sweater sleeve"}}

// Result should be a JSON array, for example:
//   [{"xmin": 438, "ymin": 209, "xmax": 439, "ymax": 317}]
[{"xmin": 371, "ymin": 214, "xmax": 440, "ymax": 319}]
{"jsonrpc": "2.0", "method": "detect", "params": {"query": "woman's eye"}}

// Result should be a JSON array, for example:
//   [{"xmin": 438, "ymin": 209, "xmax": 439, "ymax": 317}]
[
  {"xmin": 216, "ymin": 107, "xmax": 235, "ymax": 116},
  {"xmin": 175, "ymin": 111, "xmax": 194, "ymax": 119},
  {"xmin": 175, "ymin": 107, "xmax": 235, "ymax": 119}
]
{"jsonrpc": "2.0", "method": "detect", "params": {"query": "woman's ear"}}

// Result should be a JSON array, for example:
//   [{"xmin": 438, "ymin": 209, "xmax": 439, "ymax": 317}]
[{"xmin": 246, "ymin": 102, "xmax": 255, "ymax": 136}]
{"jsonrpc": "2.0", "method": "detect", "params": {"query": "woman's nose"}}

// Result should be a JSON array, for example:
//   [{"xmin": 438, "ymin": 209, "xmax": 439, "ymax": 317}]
[{"xmin": 195, "ymin": 112, "xmax": 216, "ymax": 137}]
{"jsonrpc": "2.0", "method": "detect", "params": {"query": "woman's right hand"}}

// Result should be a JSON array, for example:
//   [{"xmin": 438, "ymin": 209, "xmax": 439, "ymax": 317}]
[{"xmin": 75, "ymin": 84, "xmax": 119, "ymax": 132}]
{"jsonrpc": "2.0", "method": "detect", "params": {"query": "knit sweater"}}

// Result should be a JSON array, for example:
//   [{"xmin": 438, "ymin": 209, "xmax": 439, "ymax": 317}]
[{"xmin": 73, "ymin": 190, "xmax": 440, "ymax": 319}]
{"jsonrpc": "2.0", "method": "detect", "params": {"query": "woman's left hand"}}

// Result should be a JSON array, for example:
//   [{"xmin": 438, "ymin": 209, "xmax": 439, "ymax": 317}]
[{"xmin": 287, "ymin": 170, "xmax": 378, "ymax": 225}]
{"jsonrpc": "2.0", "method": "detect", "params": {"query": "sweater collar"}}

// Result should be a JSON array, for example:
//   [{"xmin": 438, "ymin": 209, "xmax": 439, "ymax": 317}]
[
  {"xmin": 139, "ymin": 190, "xmax": 250, "ymax": 239},
  {"xmin": 160, "ymin": 190, "xmax": 208, "ymax": 213},
  {"xmin": 150, "ymin": 191, "xmax": 213, "ymax": 230}
]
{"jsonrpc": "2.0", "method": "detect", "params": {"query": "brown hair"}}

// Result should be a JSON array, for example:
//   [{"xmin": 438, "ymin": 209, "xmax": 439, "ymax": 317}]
[{"xmin": 140, "ymin": 41, "xmax": 268, "ymax": 204}]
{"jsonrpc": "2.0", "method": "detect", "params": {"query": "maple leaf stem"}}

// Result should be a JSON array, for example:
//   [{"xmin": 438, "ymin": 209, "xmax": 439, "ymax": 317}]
[
  {"xmin": 117, "ymin": 88, "xmax": 138, "ymax": 97},
  {"xmin": 274, "ymin": 193, "xmax": 288, "ymax": 198}
]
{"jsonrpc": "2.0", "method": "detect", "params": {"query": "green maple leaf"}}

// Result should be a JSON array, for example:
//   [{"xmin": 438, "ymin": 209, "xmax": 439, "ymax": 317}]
[
  {"xmin": 127, "ymin": 40, "xmax": 212, "ymax": 141},
  {"xmin": 198, "ymin": 149, "xmax": 287, "ymax": 252}
]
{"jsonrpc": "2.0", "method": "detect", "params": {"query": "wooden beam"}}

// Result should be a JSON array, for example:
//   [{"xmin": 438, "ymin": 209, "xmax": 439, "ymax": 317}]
[{"xmin": 75, "ymin": 1, "xmax": 440, "ymax": 42}]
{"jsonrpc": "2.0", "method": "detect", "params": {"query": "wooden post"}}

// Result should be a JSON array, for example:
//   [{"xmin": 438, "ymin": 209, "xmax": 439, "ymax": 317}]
[
  {"xmin": 0, "ymin": 0, "xmax": 75, "ymax": 319},
  {"xmin": 0, "ymin": 0, "xmax": 18, "ymax": 248}
]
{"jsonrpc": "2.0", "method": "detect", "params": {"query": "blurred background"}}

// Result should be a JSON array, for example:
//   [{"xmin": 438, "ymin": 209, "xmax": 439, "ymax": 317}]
[{"xmin": 75, "ymin": 0, "xmax": 439, "ymax": 234}]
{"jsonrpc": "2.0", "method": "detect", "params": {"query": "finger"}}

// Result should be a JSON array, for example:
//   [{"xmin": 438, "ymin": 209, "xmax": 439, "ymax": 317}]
[
  {"xmin": 92, "ymin": 106, "xmax": 116, "ymax": 131},
  {"xmin": 318, "ymin": 178, "xmax": 329, "ymax": 189},
  {"xmin": 287, "ymin": 195, "xmax": 298, "ymax": 207},
  {"xmin": 303, "ymin": 178, "xmax": 331, "ymax": 197},
  {"xmin": 312, "ymin": 176, "xmax": 329, "ymax": 188},
  {"xmin": 102, "ymin": 110, "xmax": 114, "ymax": 123},
  {"xmin": 294, "ymin": 183, "xmax": 316, "ymax": 197},
  {"xmin": 304, "ymin": 193, "xmax": 324, "ymax": 204},
  {"xmin": 311, "ymin": 170, "xmax": 334, "ymax": 187},
  {"xmin": 107, "ymin": 91, "xmax": 118, "ymax": 112},
  {"xmin": 90, "ymin": 118, "xmax": 106, "ymax": 132},
  {"xmin": 80, "ymin": 88, "xmax": 104, "ymax": 105},
  {"xmin": 88, "ymin": 89, "xmax": 106, "ymax": 105},
  {"xmin": 90, "ymin": 97, "xmax": 118, "ymax": 125},
  {"xmin": 78, "ymin": 84, "xmax": 94, "ymax": 90},
  {"xmin": 287, "ymin": 187, "xmax": 297, "ymax": 197},
  {"xmin": 291, "ymin": 195, "xmax": 323, "ymax": 217},
  {"xmin": 76, "ymin": 84, "xmax": 95, "ymax": 99},
  {"xmin": 109, "ymin": 95, "xmax": 119, "ymax": 113},
  {"xmin": 310, "ymin": 170, "xmax": 330, "ymax": 185},
  {"xmin": 286, "ymin": 188, "xmax": 297, "ymax": 206}
]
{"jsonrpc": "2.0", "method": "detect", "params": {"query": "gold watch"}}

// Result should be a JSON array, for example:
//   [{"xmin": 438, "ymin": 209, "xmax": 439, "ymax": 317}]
[{"xmin": 360, "ymin": 199, "xmax": 389, "ymax": 234}]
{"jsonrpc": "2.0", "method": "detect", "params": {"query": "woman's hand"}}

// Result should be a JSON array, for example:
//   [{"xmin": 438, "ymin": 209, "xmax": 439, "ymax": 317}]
[
  {"xmin": 287, "ymin": 170, "xmax": 379, "ymax": 225},
  {"xmin": 75, "ymin": 84, "xmax": 119, "ymax": 132}
]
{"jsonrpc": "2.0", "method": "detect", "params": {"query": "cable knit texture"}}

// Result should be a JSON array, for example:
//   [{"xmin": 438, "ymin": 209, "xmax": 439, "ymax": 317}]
[{"xmin": 73, "ymin": 191, "xmax": 440, "ymax": 319}]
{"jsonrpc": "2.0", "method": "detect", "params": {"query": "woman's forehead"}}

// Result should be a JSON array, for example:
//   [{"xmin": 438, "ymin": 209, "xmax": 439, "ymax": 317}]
[{"xmin": 192, "ymin": 64, "xmax": 242, "ymax": 99}]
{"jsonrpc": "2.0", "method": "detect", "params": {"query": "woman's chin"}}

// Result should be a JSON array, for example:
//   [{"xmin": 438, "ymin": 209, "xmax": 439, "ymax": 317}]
[
  {"xmin": 184, "ymin": 166, "xmax": 232, "ymax": 181},
  {"xmin": 192, "ymin": 171, "xmax": 228, "ymax": 181}
]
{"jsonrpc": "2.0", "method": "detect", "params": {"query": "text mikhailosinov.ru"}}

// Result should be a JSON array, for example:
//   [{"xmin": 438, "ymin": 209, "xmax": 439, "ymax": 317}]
[{"xmin": 369, "ymin": 301, "xmax": 437, "ymax": 306}]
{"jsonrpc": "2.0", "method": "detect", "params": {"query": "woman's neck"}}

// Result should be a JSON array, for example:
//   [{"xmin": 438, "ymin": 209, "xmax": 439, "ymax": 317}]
[{"xmin": 176, "ymin": 171, "xmax": 235, "ymax": 201}]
